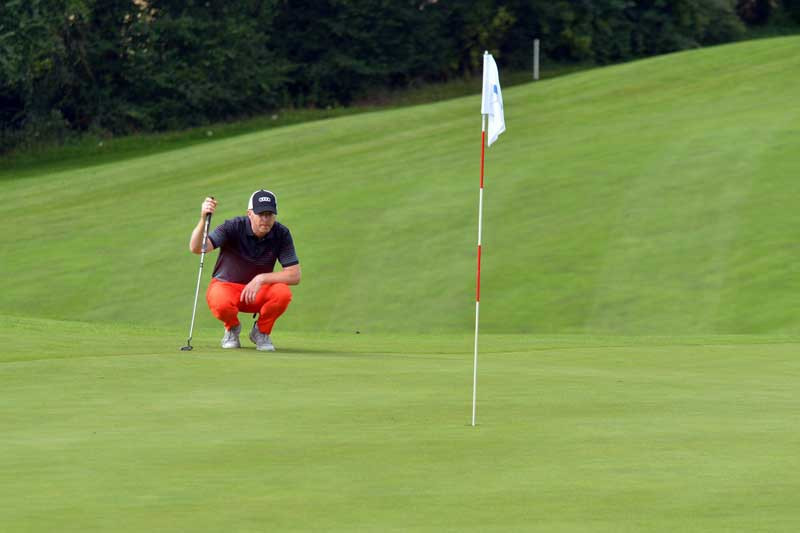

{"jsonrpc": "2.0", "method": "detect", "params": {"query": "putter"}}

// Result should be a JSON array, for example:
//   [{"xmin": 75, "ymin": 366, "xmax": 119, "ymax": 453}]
[{"xmin": 181, "ymin": 200, "xmax": 214, "ymax": 351}]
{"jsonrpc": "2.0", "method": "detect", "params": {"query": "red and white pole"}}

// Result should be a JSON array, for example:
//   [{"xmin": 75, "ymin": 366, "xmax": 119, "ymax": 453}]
[{"xmin": 472, "ymin": 115, "xmax": 487, "ymax": 427}]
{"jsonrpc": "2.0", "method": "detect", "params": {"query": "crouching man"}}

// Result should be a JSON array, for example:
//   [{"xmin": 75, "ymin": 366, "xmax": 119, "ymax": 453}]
[{"xmin": 189, "ymin": 190, "xmax": 301, "ymax": 351}]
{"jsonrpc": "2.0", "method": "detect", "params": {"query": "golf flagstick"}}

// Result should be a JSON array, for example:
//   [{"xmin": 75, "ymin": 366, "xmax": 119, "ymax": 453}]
[
  {"xmin": 472, "ymin": 52, "xmax": 505, "ymax": 426},
  {"xmin": 181, "ymin": 203, "xmax": 213, "ymax": 351},
  {"xmin": 472, "ymin": 114, "xmax": 486, "ymax": 427}
]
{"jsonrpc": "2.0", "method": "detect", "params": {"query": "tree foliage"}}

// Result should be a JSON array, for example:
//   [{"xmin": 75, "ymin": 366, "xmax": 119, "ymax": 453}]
[{"xmin": 1, "ymin": 0, "xmax": 792, "ymax": 151}]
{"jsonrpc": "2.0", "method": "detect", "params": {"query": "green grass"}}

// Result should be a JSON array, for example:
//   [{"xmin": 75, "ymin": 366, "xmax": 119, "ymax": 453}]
[
  {"xmin": 0, "ymin": 108, "xmax": 362, "ymax": 178},
  {"xmin": 2, "ymin": 37, "xmax": 799, "ymax": 335},
  {"xmin": 2, "ymin": 37, "xmax": 800, "ymax": 531},
  {"xmin": 2, "ymin": 317, "xmax": 800, "ymax": 531},
  {"xmin": 0, "ymin": 65, "xmax": 582, "ymax": 178}
]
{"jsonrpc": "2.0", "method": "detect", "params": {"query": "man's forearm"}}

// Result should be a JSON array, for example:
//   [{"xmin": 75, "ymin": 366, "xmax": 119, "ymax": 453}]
[
  {"xmin": 254, "ymin": 268, "xmax": 300, "ymax": 286},
  {"xmin": 189, "ymin": 218, "xmax": 208, "ymax": 253}
]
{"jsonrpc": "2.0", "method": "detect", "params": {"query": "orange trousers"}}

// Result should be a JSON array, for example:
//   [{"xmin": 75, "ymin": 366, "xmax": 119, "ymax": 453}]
[{"xmin": 206, "ymin": 278, "xmax": 292, "ymax": 334}]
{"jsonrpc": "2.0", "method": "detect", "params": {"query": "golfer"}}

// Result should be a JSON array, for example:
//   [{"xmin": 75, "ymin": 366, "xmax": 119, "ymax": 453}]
[{"xmin": 189, "ymin": 190, "xmax": 301, "ymax": 351}]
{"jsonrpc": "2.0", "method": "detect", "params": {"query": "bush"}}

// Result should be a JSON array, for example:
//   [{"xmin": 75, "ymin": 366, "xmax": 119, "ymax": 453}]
[
  {"xmin": 783, "ymin": 0, "xmax": 800, "ymax": 22},
  {"xmin": 737, "ymin": 0, "xmax": 779, "ymax": 24},
  {"xmin": 0, "ymin": 0, "xmax": 771, "ymax": 152}
]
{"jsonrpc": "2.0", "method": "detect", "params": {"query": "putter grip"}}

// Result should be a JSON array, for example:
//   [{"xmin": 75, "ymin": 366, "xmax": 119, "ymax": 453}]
[
  {"xmin": 205, "ymin": 196, "xmax": 215, "ymax": 225},
  {"xmin": 201, "ymin": 196, "xmax": 214, "ymax": 252}
]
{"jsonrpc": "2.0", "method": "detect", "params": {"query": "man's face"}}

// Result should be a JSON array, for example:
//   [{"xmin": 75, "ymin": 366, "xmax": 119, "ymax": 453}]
[{"xmin": 248, "ymin": 210, "xmax": 276, "ymax": 237}]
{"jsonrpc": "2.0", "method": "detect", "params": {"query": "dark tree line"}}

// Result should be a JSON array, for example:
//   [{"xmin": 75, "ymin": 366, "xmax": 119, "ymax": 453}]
[{"xmin": 1, "ymin": 0, "xmax": 797, "ymax": 152}]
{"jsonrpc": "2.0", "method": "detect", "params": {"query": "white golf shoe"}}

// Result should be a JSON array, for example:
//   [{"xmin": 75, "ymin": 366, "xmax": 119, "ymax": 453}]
[
  {"xmin": 249, "ymin": 324, "xmax": 275, "ymax": 351},
  {"xmin": 221, "ymin": 323, "xmax": 241, "ymax": 349}
]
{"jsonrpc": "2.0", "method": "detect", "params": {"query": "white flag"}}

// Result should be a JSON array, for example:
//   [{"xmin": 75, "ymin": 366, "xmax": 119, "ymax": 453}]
[{"xmin": 481, "ymin": 53, "xmax": 505, "ymax": 146}]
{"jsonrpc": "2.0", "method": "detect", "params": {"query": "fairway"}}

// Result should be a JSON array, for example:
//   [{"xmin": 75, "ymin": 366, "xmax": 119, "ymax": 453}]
[
  {"xmin": 2, "ymin": 318, "xmax": 799, "ymax": 531},
  {"xmin": 3, "ymin": 36, "xmax": 800, "ymax": 531}
]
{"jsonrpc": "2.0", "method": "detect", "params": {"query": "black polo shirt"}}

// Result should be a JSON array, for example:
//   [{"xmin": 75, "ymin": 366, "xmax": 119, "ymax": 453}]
[{"xmin": 208, "ymin": 217, "xmax": 299, "ymax": 284}]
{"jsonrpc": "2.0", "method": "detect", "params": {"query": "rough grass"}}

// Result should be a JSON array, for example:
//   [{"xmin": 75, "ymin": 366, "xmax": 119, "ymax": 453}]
[{"xmin": 0, "ymin": 65, "xmax": 585, "ymax": 174}]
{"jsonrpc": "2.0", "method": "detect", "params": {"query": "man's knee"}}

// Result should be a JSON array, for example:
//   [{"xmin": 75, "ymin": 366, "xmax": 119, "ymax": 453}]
[
  {"xmin": 208, "ymin": 298, "xmax": 238, "ymax": 321},
  {"xmin": 271, "ymin": 283, "xmax": 293, "ymax": 307},
  {"xmin": 207, "ymin": 283, "xmax": 241, "ymax": 315}
]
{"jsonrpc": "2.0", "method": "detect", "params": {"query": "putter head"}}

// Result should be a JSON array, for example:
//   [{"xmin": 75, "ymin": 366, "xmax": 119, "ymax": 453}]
[{"xmin": 180, "ymin": 345, "xmax": 193, "ymax": 351}]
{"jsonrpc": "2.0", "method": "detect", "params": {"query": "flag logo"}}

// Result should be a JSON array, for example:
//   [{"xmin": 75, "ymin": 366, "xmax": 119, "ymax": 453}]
[{"xmin": 481, "ymin": 53, "xmax": 506, "ymax": 146}]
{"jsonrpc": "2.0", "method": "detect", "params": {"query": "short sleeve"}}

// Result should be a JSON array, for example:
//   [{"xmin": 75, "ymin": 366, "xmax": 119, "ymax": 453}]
[
  {"xmin": 208, "ymin": 220, "xmax": 232, "ymax": 249},
  {"xmin": 279, "ymin": 228, "xmax": 299, "ymax": 267}
]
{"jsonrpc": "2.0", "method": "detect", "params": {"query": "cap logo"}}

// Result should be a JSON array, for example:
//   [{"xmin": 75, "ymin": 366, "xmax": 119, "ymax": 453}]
[{"xmin": 258, "ymin": 196, "xmax": 271, "ymax": 203}]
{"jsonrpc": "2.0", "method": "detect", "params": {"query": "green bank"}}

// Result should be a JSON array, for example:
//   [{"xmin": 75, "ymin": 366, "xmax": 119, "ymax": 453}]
[{"xmin": 2, "ymin": 36, "xmax": 799, "ymax": 335}]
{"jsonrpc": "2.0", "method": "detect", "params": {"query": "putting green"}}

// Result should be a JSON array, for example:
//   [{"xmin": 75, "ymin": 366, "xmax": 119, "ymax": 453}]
[{"xmin": 2, "ymin": 317, "xmax": 799, "ymax": 531}]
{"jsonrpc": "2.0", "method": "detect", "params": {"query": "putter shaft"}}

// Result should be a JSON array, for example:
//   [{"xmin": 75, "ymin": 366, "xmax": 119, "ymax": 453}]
[{"xmin": 182, "ymin": 208, "xmax": 213, "ymax": 351}]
